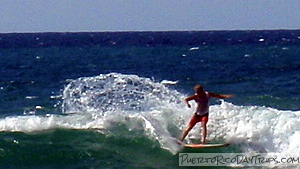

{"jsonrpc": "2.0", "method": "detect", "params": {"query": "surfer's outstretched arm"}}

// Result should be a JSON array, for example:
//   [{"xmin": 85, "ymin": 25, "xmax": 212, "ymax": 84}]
[{"xmin": 209, "ymin": 93, "xmax": 234, "ymax": 99}]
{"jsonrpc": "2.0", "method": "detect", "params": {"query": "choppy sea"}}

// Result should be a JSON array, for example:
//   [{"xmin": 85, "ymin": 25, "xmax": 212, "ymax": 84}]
[{"xmin": 0, "ymin": 30, "xmax": 300, "ymax": 169}]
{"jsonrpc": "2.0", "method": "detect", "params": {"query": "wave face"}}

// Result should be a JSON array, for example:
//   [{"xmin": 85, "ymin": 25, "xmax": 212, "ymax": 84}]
[{"xmin": 1, "ymin": 73, "xmax": 299, "ymax": 159}]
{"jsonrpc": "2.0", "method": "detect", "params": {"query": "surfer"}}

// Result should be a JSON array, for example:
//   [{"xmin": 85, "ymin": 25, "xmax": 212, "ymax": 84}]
[{"xmin": 180, "ymin": 84, "xmax": 233, "ymax": 144}]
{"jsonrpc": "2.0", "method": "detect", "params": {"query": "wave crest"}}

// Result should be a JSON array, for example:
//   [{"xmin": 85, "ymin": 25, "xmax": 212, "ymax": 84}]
[{"xmin": 2, "ymin": 73, "xmax": 300, "ymax": 157}]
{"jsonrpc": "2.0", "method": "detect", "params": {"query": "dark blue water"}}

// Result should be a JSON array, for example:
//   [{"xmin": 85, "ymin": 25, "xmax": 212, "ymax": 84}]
[{"xmin": 0, "ymin": 31, "xmax": 300, "ymax": 168}]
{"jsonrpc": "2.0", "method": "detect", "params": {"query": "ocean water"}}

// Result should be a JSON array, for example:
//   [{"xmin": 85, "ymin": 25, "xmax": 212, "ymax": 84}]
[{"xmin": 0, "ymin": 30, "xmax": 300, "ymax": 168}]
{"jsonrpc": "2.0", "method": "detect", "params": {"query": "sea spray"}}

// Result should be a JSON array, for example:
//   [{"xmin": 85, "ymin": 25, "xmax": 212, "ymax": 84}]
[
  {"xmin": 62, "ymin": 73, "xmax": 183, "ymax": 115},
  {"xmin": 0, "ymin": 73, "xmax": 299, "ymax": 158},
  {"xmin": 61, "ymin": 73, "xmax": 186, "ymax": 154},
  {"xmin": 61, "ymin": 73, "xmax": 300, "ymax": 157}
]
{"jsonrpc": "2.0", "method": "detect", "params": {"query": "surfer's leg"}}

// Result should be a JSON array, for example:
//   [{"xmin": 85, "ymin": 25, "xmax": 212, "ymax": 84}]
[
  {"xmin": 180, "ymin": 125, "xmax": 193, "ymax": 141},
  {"xmin": 200, "ymin": 115, "xmax": 209, "ymax": 144},
  {"xmin": 201, "ymin": 122, "xmax": 207, "ymax": 144},
  {"xmin": 180, "ymin": 114, "xmax": 199, "ymax": 141}
]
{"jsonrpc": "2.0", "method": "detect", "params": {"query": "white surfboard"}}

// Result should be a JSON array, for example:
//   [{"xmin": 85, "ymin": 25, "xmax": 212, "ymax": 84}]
[{"xmin": 184, "ymin": 143, "xmax": 230, "ymax": 148}]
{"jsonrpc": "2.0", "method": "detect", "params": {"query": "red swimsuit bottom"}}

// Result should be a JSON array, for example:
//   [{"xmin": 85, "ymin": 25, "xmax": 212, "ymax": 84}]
[{"xmin": 188, "ymin": 113, "xmax": 209, "ymax": 127}]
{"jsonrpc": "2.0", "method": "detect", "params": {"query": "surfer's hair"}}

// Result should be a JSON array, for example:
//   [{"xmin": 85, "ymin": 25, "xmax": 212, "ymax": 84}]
[{"xmin": 194, "ymin": 84, "xmax": 203, "ymax": 92}]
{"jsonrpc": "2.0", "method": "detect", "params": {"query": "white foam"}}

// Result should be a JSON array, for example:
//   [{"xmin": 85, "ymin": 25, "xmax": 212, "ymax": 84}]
[
  {"xmin": 1, "ymin": 100, "xmax": 299, "ymax": 157},
  {"xmin": 206, "ymin": 101, "xmax": 300, "ymax": 157},
  {"xmin": 189, "ymin": 47, "xmax": 200, "ymax": 51},
  {"xmin": 0, "ymin": 115, "xmax": 56, "ymax": 132},
  {"xmin": 1, "ymin": 73, "xmax": 299, "ymax": 157},
  {"xmin": 160, "ymin": 80, "xmax": 178, "ymax": 85}
]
